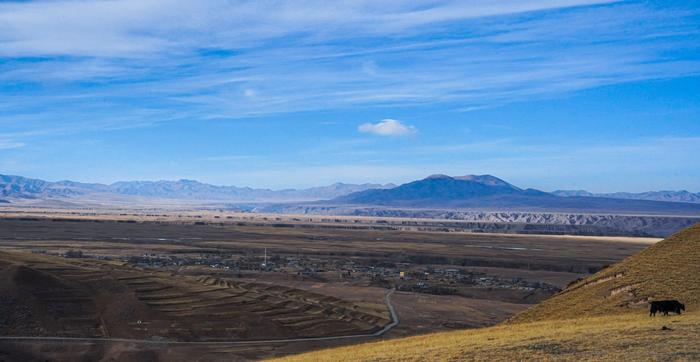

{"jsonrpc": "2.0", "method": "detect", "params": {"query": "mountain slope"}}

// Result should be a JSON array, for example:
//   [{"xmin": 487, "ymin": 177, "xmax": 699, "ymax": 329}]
[
  {"xmin": 0, "ymin": 174, "xmax": 86, "ymax": 198},
  {"xmin": 109, "ymin": 179, "xmax": 263, "ymax": 200},
  {"xmin": 553, "ymin": 189, "xmax": 700, "ymax": 204},
  {"xmin": 272, "ymin": 222, "xmax": 700, "ymax": 362},
  {"xmin": 511, "ymin": 221, "xmax": 700, "ymax": 323},
  {"xmin": 335, "ymin": 174, "xmax": 541, "ymax": 205},
  {"xmin": 4, "ymin": 172, "xmax": 700, "ymax": 215},
  {"xmin": 336, "ymin": 174, "xmax": 700, "ymax": 215},
  {"xmin": 0, "ymin": 174, "xmax": 391, "ymax": 202},
  {"xmin": 278, "ymin": 182, "xmax": 397, "ymax": 200}
]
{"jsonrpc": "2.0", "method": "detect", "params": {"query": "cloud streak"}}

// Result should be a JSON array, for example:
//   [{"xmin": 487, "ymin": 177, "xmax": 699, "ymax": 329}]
[
  {"xmin": 358, "ymin": 119, "xmax": 417, "ymax": 137},
  {"xmin": 0, "ymin": 1, "xmax": 618, "ymax": 57},
  {"xmin": 0, "ymin": 0, "xmax": 699, "ymax": 194},
  {"xmin": 0, "ymin": 139, "xmax": 25, "ymax": 150},
  {"xmin": 1, "ymin": 0, "xmax": 698, "ymax": 135}
]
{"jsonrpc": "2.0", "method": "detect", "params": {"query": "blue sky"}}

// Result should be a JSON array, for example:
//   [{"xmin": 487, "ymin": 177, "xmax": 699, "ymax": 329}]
[{"xmin": 1, "ymin": 0, "xmax": 699, "ymax": 192}]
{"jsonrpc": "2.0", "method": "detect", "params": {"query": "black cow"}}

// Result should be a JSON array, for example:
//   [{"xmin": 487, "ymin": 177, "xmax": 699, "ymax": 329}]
[{"xmin": 650, "ymin": 300, "xmax": 685, "ymax": 316}]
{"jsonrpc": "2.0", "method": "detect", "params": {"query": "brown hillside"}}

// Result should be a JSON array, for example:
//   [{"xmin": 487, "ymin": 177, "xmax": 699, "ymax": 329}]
[
  {"xmin": 0, "ymin": 251, "xmax": 388, "ymax": 341},
  {"xmin": 511, "ymin": 222, "xmax": 700, "ymax": 323},
  {"xmin": 272, "ymin": 223, "xmax": 700, "ymax": 362}
]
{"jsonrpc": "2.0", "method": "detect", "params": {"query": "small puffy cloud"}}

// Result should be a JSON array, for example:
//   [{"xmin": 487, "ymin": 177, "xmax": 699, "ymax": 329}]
[{"xmin": 358, "ymin": 119, "xmax": 417, "ymax": 137}]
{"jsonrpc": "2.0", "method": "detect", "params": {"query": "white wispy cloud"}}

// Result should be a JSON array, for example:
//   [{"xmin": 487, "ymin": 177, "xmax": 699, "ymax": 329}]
[
  {"xmin": 358, "ymin": 119, "xmax": 417, "ymax": 137},
  {"xmin": 0, "ymin": 1, "xmax": 618, "ymax": 57},
  {"xmin": 0, "ymin": 0, "xmax": 698, "ymax": 139},
  {"xmin": 0, "ymin": 139, "xmax": 25, "ymax": 150}
]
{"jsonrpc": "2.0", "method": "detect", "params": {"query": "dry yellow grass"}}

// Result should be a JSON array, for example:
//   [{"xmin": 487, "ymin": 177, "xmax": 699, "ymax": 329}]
[
  {"xmin": 272, "ymin": 311, "xmax": 700, "ymax": 361},
  {"xmin": 272, "ymin": 222, "xmax": 700, "ymax": 361},
  {"xmin": 513, "ymin": 222, "xmax": 700, "ymax": 323}
]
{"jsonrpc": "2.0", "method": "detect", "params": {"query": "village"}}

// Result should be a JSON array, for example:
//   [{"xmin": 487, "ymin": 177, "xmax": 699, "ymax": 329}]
[{"xmin": 34, "ymin": 247, "xmax": 561, "ymax": 299}]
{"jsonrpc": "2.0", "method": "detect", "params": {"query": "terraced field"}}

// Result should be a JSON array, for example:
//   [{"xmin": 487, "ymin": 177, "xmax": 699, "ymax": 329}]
[
  {"xmin": 0, "ymin": 251, "xmax": 389, "ymax": 342},
  {"xmin": 0, "ymin": 214, "xmax": 657, "ymax": 360},
  {"xmin": 274, "ymin": 222, "xmax": 700, "ymax": 361}
]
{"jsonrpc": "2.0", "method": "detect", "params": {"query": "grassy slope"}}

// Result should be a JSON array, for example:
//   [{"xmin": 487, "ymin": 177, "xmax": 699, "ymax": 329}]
[
  {"xmin": 513, "ymin": 222, "xmax": 700, "ymax": 322},
  {"xmin": 273, "ymin": 223, "xmax": 700, "ymax": 361},
  {"xmin": 272, "ymin": 312, "xmax": 700, "ymax": 361}
]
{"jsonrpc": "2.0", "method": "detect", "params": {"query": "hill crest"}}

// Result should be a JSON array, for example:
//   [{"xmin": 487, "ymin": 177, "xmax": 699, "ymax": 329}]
[
  {"xmin": 510, "ymin": 221, "xmax": 700, "ymax": 323},
  {"xmin": 271, "ymin": 222, "xmax": 700, "ymax": 361}
]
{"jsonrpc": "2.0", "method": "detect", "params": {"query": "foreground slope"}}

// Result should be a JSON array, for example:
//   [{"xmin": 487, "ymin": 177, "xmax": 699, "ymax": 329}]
[
  {"xmin": 273, "ymin": 222, "xmax": 700, "ymax": 361},
  {"xmin": 273, "ymin": 312, "xmax": 700, "ymax": 361},
  {"xmin": 512, "ymin": 222, "xmax": 700, "ymax": 322},
  {"xmin": 0, "ymin": 251, "xmax": 388, "ymax": 341}
]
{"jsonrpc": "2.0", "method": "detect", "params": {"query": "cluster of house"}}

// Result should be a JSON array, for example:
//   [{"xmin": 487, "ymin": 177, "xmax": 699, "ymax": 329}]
[{"xmin": 35, "ymin": 247, "xmax": 559, "ymax": 295}]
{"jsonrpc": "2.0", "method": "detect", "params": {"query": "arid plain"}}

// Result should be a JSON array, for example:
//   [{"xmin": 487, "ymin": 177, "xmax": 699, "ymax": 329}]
[{"xmin": 0, "ymin": 207, "xmax": 657, "ymax": 361}]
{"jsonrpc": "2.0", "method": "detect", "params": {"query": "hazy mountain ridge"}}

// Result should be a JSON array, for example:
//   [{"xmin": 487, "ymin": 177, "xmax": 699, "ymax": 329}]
[
  {"xmin": 3, "ymin": 172, "xmax": 700, "ymax": 216},
  {"xmin": 335, "ymin": 174, "xmax": 536, "ymax": 204},
  {"xmin": 334, "ymin": 174, "xmax": 700, "ymax": 215},
  {"xmin": 0, "ymin": 173, "xmax": 392, "ymax": 202},
  {"xmin": 553, "ymin": 189, "xmax": 700, "ymax": 203},
  {"xmin": 0, "ymin": 174, "xmax": 85, "ymax": 198}
]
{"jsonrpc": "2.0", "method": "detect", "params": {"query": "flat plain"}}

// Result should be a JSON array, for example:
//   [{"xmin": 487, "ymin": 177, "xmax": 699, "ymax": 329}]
[
  {"xmin": 274, "ymin": 222, "xmax": 700, "ymax": 361},
  {"xmin": 0, "ymin": 209, "xmax": 656, "ymax": 360}
]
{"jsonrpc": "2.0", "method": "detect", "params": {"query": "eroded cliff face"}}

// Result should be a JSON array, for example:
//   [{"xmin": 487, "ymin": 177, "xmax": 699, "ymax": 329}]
[{"xmin": 254, "ymin": 205, "xmax": 699, "ymax": 237}]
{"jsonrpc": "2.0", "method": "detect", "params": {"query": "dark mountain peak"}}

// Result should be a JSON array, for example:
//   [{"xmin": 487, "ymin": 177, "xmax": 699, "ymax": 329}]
[
  {"xmin": 424, "ymin": 174, "xmax": 453, "ymax": 180},
  {"xmin": 335, "ymin": 175, "xmax": 700, "ymax": 213},
  {"xmin": 336, "ymin": 174, "xmax": 533, "ymax": 205},
  {"xmin": 420, "ymin": 174, "xmax": 519, "ymax": 191},
  {"xmin": 454, "ymin": 174, "xmax": 518, "ymax": 188}
]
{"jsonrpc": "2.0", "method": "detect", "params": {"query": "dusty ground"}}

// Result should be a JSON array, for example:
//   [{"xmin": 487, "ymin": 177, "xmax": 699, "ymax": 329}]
[
  {"xmin": 271, "ymin": 222, "xmax": 700, "ymax": 362},
  {"xmin": 0, "ymin": 211, "xmax": 657, "ymax": 360},
  {"xmin": 0, "ymin": 251, "xmax": 388, "ymax": 340}
]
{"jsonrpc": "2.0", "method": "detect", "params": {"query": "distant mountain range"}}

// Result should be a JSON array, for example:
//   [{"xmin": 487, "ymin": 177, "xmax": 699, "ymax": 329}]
[
  {"xmin": 2, "ymin": 173, "xmax": 700, "ymax": 215},
  {"xmin": 336, "ymin": 174, "xmax": 544, "ymax": 204},
  {"xmin": 552, "ymin": 190, "xmax": 700, "ymax": 204},
  {"xmin": 334, "ymin": 174, "xmax": 700, "ymax": 214},
  {"xmin": 0, "ymin": 174, "xmax": 394, "ymax": 202}
]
